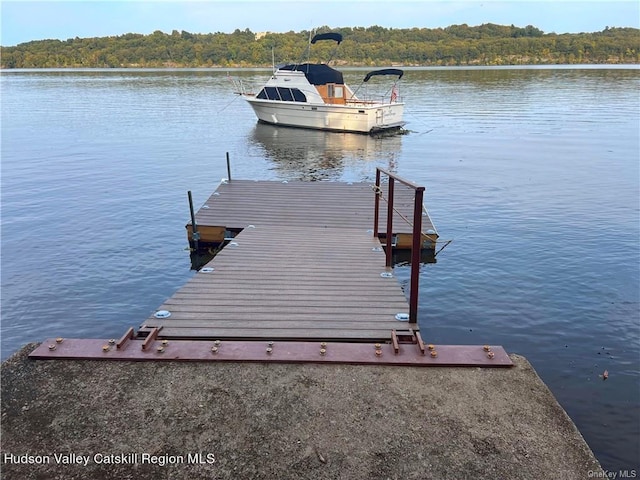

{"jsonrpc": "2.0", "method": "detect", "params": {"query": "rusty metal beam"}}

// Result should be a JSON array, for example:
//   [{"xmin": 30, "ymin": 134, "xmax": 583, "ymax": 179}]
[
  {"xmin": 377, "ymin": 167, "xmax": 424, "ymax": 191},
  {"xmin": 116, "ymin": 327, "xmax": 134, "ymax": 350},
  {"xmin": 409, "ymin": 187, "xmax": 423, "ymax": 324},
  {"xmin": 30, "ymin": 338, "xmax": 513, "ymax": 367},
  {"xmin": 415, "ymin": 331, "xmax": 426, "ymax": 355},
  {"xmin": 391, "ymin": 331, "xmax": 400, "ymax": 354},
  {"xmin": 141, "ymin": 327, "xmax": 161, "ymax": 351}
]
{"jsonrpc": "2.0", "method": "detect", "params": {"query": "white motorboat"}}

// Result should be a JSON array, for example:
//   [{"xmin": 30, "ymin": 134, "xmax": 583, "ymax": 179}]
[{"xmin": 240, "ymin": 32, "xmax": 405, "ymax": 135}]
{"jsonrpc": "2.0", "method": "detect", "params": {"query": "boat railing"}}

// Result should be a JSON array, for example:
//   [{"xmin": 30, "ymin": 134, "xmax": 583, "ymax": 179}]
[
  {"xmin": 345, "ymin": 94, "xmax": 402, "ymax": 106},
  {"xmin": 228, "ymin": 76, "xmax": 255, "ymax": 96},
  {"xmin": 345, "ymin": 99, "xmax": 378, "ymax": 105}
]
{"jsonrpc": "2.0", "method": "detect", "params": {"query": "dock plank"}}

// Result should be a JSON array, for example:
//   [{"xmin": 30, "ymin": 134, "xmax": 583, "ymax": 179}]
[
  {"xmin": 143, "ymin": 224, "xmax": 413, "ymax": 342},
  {"xmin": 192, "ymin": 179, "xmax": 436, "ymax": 235},
  {"xmin": 150, "ymin": 328, "xmax": 406, "ymax": 341}
]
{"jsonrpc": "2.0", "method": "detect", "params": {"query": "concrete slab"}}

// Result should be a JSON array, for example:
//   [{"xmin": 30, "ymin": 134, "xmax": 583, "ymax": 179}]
[{"xmin": 1, "ymin": 343, "xmax": 604, "ymax": 480}]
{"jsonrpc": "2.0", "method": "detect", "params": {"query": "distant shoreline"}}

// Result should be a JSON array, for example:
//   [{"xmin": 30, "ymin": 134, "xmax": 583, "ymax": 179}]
[
  {"xmin": 2, "ymin": 25, "xmax": 638, "ymax": 69},
  {"xmin": 2, "ymin": 64, "xmax": 639, "ymax": 71}
]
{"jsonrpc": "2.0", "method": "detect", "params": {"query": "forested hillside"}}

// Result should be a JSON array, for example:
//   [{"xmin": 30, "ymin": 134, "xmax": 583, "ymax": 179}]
[{"xmin": 1, "ymin": 24, "xmax": 638, "ymax": 68}]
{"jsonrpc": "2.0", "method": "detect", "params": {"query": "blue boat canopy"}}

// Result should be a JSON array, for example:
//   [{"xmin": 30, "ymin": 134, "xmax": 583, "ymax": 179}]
[
  {"xmin": 311, "ymin": 32, "xmax": 343, "ymax": 44},
  {"xmin": 363, "ymin": 69, "xmax": 404, "ymax": 82},
  {"xmin": 280, "ymin": 63, "xmax": 344, "ymax": 86}
]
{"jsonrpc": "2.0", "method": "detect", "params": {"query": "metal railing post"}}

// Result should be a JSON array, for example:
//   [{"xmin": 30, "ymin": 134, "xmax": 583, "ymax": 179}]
[
  {"xmin": 385, "ymin": 177, "xmax": 394, "ymax": 268},
  {"xmin": 374, "ymin": 167, "xmax": 426, "ymax": 324},
  {"xmin": 410, "ymin": 187, "xmax": 425, "ymax": 324},
  {"xmin": 373, "ymin": 169, "xmax": 381, "ymax": 237}
]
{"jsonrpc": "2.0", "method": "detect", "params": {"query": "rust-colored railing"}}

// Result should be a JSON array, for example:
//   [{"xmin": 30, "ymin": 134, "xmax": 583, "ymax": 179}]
[{"xmin": 373, "ymin": 168, "xmax": 425, "ymax": 324}]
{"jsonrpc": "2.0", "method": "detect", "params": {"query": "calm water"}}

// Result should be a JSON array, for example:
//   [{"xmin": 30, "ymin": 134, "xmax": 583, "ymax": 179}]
[{"xmin": 1, "ymin": 67, "xmax": 639, "ymax": 471}]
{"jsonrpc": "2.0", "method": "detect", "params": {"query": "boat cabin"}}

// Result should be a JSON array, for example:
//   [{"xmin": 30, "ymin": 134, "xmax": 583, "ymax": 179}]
[{"xmin": 261, "ymin": 63, "xmax": 350, "ymax": 105}]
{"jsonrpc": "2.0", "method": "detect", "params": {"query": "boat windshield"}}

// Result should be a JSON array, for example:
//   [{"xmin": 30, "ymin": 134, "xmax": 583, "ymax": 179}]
[{"xmin": 257, "ymin": 87, "xmax": 307, "ymax": 102}]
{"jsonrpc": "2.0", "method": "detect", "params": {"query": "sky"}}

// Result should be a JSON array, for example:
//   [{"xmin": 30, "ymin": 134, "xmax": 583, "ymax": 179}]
[{"xmin": 1, "ymin": 0, "xmax": 639, "ymax": 47}]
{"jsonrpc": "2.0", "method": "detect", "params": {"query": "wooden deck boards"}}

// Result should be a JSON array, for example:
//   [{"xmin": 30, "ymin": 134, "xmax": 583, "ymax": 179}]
[
  {"xmin": 192, "ymin": 179, "xmax": 436, "ymax": 234},
  {"xmin": 143, "ymin": 224, "xmax": 413, "ymax": 342}
]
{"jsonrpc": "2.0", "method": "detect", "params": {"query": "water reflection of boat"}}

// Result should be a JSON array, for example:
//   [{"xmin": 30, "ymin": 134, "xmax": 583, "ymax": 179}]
[
  {"xmin": 240, "ymin": 32, "xmax": 405, "ymax": 134},
  {"xmin": 249, "ymin": 122, "xmax": 402, "ymax": 181}
]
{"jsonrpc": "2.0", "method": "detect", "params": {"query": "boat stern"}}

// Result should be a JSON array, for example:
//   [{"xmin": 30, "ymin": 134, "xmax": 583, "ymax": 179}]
[{"xmin": 368, "ymin": 102, "xmax": 405, "ymax": 133}]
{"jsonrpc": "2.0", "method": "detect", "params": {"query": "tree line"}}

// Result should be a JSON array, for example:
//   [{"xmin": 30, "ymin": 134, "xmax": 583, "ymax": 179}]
[{"xmin": 1, "ymin": 24, "xmax": 638, "ymax": 68}]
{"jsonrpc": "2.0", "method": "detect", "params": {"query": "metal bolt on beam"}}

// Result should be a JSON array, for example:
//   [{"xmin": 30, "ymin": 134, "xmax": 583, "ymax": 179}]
[
  {"xmin": 56, "ymin": 337, "xmax": 64, "ymax": 344},
  {"xmin": 430, "ymin": 350, "xmax": 438, "ymax": 358},
  {"xmin": 102, "ymin": 345, "xmax": 110, "ymax": 352},
  {"xmin": 483, "ymin": 345, "xmax": 491, "ymax": 352},
  {"xmin": 266, "ymin": 347, "xmax": 273, "ymax": 355},
  {"xmin": 487, "ymin": 352, "xmax": 495, "ymax": 359},
  {"xmin": 48, "ymin": 344, "xmax": 56, "ymax": 351},
  {"xmin": 157, "ymin": 346, "xmax": 165, "ymax": 353},
  {"xmin": 375, "ymin": 349, "xmax": 383, "ymax": 357},
  {"xmin": 320, "ymin": 348, "xmax": 327, "ymax": 356},
  {"xmin": 428, "ymin": 344, "xmax": 435, "ymax": 351},
  {"xmin": 108, "ymin": 339, "xmax": 116, "ymax": 345},
  {"xmin": 211, "ymin": 346, "xmax": 219, "ymax": 354}
]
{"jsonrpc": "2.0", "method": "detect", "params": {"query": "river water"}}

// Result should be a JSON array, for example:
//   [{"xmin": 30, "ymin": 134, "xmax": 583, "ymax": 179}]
[{"xmin": 1, "ymin": 66, "xmax": 638, "ymax": 471}]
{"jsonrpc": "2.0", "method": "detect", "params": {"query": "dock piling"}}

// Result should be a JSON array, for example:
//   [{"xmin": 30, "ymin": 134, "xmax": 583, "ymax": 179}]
[{"xmin": 187, "ymin": 190, "xmax": 199, "ymax": 251}]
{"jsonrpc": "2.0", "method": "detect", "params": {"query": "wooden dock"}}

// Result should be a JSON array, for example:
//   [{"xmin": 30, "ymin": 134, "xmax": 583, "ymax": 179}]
[
  {"xmin": 140, "ymin": 174, "xmax": 438, "ymax": 343},
  {"xmin": 186, "ymin": 179, "xmax": 438, "ymax": 252},
  {"xmin": 30, "ymin": 169, "xmax": 512, "ymax": 367},
  {"xmin": 141, "ymin": 224, "xmax": 412, "ymax": 342}
]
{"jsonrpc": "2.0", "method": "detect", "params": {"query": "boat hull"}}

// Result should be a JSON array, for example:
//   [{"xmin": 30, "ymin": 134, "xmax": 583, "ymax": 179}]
[{"xmin": 244, "ymin": 98, "xmax": 405, "ymax": 134}]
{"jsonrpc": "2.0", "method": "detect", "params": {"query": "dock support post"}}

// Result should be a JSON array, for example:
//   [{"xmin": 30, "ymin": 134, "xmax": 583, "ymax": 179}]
[
  {"xmin": 188, "ymin": 190, "xmax": 199, "ymax": 251},
  {"xmin": 226, "ymin": 152, "xmax": 232, "ymax": 182},
  {"xmin": 410, "ymin": 187, "xmax": 425, "ymax": 324}
]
